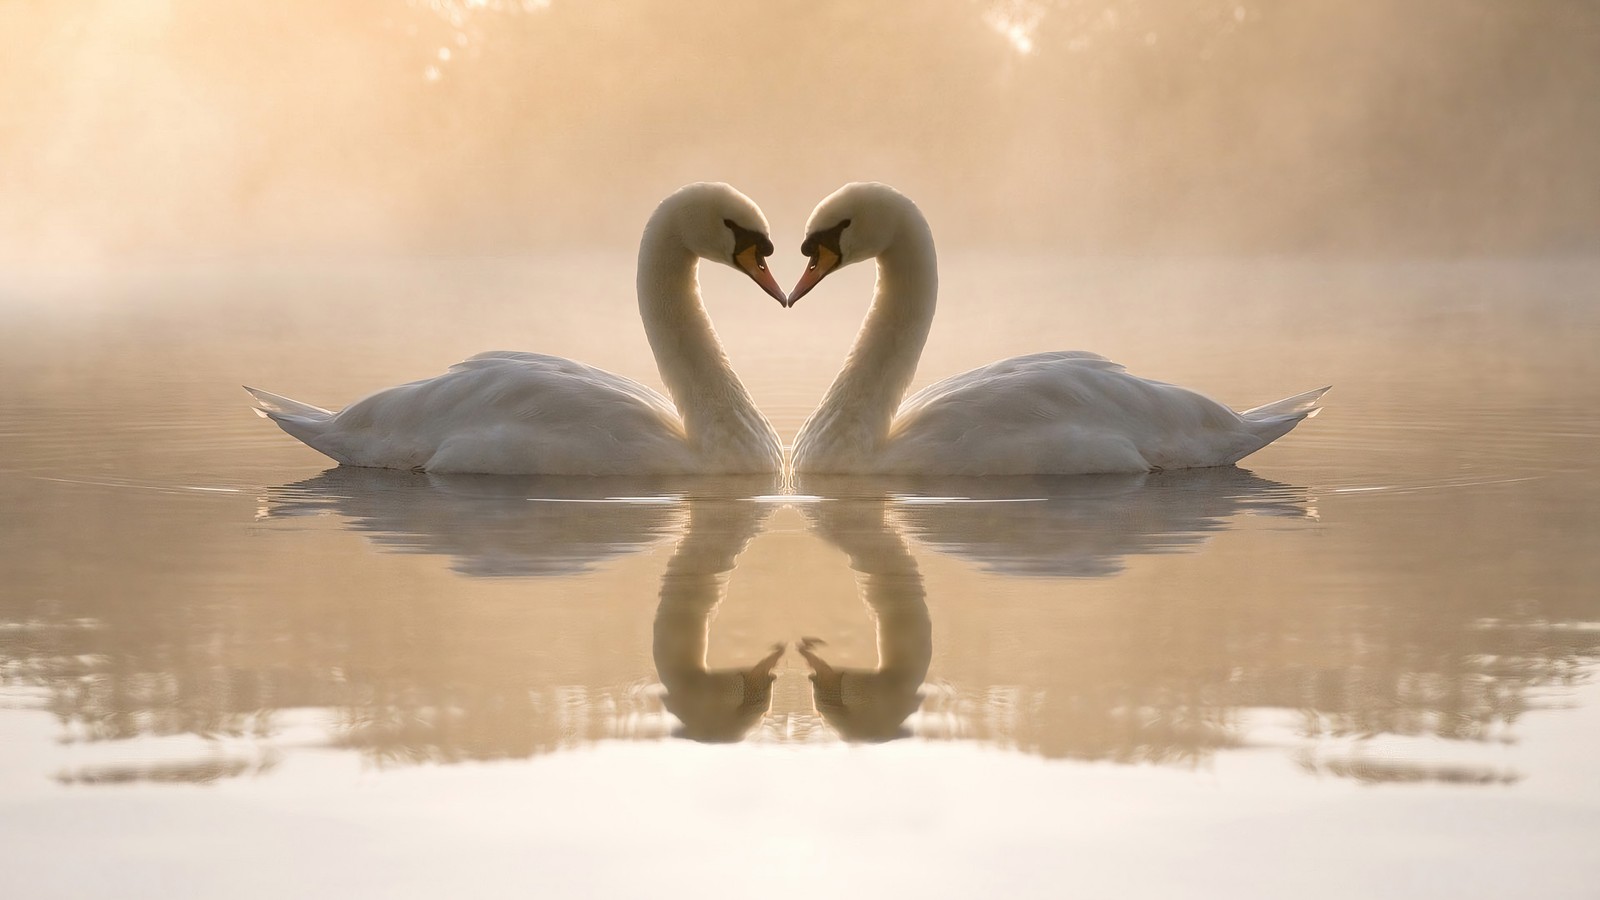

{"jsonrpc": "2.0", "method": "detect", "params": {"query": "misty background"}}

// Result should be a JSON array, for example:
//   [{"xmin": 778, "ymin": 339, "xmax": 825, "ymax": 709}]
[{"xmin": 2, "ymin": 0, "xmax": 1597, "ymax": 267}]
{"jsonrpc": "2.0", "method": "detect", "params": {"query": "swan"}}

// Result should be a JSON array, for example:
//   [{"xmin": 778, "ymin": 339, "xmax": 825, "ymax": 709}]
[
  {"xmin": 785, "ymin": 182, "xmax": 1329, "ymax": 475},
  {"xmin": 246, "ymin": 183, "xmax": 787, "ymax": 475}
]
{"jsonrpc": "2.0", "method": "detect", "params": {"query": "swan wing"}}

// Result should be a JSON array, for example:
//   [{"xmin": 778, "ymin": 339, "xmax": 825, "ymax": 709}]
[
  {"xmin": 452, "ymin": 350, "xmax": 680, "ymax": 420},
  {"xmin": 885, "ymin": 353, "xmax": 1308, "ymax": 475},
  {"xmin": 896, "ymin": 351, "xmax": 1125, "ymax": 418},
  {"xmin": 262, "ymin": 353, "xmax": 696, "ymax": 475}
]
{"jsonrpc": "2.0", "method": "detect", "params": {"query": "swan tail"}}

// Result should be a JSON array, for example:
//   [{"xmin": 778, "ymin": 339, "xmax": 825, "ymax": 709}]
[
  {"xmin": 1241, "ymin": 386, "xmax": 1331, "ymax": 423},
  {"xmin": 244, "ymin": 385, "xmax": 349, "ymax": 460},
  {"xmin": 244, "ymin": 386, "xmax": 333, "ymax": 421},
  {"xmin": 1228, "ymin": 386, "xmax": 1329, "ymax": 459}
]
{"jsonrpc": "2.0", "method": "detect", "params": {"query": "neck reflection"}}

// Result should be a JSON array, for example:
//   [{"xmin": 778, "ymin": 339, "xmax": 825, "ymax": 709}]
[
  {"xmin": 649, "ymin": 494, "xmax": 936, "ymax": 744},
  {"xmin": 13, "ymin": 466, "xmax": 1588, "ymax": 785},
  {"xmin": 795, "ymin": 499, "xmax": 932, "ymax": 743},
  {"xmin": 651, "ymin": 499, "xmax": 783, "ymax": 742}
]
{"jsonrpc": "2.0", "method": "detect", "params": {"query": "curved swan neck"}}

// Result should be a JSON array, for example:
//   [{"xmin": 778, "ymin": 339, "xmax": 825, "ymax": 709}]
[
  {"xmin": 636, "ymin": 219, "xmax": 776, "ymax": 461},
  {"xmin": 801, "ymin": 213, "xmax": 938, "ymax": 454}
]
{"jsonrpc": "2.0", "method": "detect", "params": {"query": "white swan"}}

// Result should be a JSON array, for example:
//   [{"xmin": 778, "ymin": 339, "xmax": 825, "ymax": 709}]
[
  {"xmin": 247, "ymin": 183, "xmax": 787, "ymax": 475},
  {"xmin": 785, "ymin": 183, "xmax": 1328, "ymax": 475}
]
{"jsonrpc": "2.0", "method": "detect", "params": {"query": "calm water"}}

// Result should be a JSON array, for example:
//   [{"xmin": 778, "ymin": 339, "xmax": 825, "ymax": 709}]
[{"xmin": 2, "ymin": 257, "xmax": 1599, "ymax": 897}]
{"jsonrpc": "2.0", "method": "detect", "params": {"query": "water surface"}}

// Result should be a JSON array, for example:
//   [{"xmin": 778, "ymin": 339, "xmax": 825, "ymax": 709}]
[{"xmin": 2, "ymin": 257, "xmax": 1598, "ymax": 897}]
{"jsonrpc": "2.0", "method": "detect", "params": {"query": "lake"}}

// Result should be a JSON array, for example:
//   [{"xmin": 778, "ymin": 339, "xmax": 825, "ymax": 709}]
[{"xmin": 2, "ymin": 255, "xmax": 1598, "ymax": 898}]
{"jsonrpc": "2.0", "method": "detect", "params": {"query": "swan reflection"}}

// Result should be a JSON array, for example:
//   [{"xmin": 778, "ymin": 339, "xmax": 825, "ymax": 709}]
[
  {"xmin": 796, "ymin": 500, "xmax": 932, "ymax": 743},
  {"xmin": 649, "ymin": 491, "xmax": 949, "ymax": 745},
  {"xmin": 264, "ymin": 467, "xmax": 778, "ymax": 576},
  {"xmin": 652, "ymin": 500, "xmax": 783, "ymax": 742},
  {"xmin": 803, "ymin": 467, "xmax": 1310, "ymax": 577},
  {"xmin": 7, "ymin": 467, "xmax": 1592, "ymax": 784}
]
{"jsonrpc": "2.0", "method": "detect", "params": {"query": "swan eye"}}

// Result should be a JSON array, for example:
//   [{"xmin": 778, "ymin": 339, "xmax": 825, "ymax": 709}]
[
  {"xmin": 724, "ymin": 219, "xmax": 774, "ymax": 261},
  {"xmin": 800, "ymin": 219, "xmax": 851, "ymax": 258}
]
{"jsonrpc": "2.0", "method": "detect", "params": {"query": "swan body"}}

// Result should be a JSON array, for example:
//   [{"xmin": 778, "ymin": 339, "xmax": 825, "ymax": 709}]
[
  {"xmin": 248, "ymin": 184, "xmax": 787, "ymax": 475},
  {"xmin": 786, "ymin": 183, "xmax": 1327, "ymax": 475}
]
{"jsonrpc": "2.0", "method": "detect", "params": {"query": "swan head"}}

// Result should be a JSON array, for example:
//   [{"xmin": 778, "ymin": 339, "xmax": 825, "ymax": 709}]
[
  {"xmin": 656, "ymin": 182, "xmax": 787, "ymax": 305},
  {"xmin": 787, "ymin": 182, "xmax": 919, "ymax": 306}
]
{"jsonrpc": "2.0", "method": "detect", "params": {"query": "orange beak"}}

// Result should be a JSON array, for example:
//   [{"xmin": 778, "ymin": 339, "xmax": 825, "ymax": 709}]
[
  {"xmin": 735, "ymin": 246, "xmax": 787, "ymax": 306},
  {"xmin": 786, "ymin": 246, "xmax": 840, "ymax": 308}
]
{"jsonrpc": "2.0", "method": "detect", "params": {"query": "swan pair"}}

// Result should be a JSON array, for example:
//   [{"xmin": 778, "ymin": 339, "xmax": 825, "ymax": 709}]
[
  {"xmin": 248, "ymin": 183, "xmax": 1327, "ymax": 476},
  {"xmin": 655, "ymin": 498, "xmax": 929, "ymax": 743}
]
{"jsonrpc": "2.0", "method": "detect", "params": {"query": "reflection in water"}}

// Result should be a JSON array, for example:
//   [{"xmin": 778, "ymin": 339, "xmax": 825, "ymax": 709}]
[
  {"xmin": 3, "ymin": 467, "xmax": 1597, "ymax": 784},
  {"xmin": 652, "ymin": 500, "xmax": 783, "ymax": 743},
  {"xmin": 55, "ymin": 754, "xmax": 279, "ymax": 787},
  {"xmin": 806, "ymin": 468, "xmax": 1310, "ymax": 577},
  {"xmin": 264, "ymin": 468, "xmax": 777, "ymax": 576},
  {"xmin": 797, "ymin": 500, "xmax": 932, "ymax": 743}
]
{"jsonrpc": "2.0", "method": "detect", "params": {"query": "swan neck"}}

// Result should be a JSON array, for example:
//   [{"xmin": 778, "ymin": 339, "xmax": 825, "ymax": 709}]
[
  {"xmin": 636, "ymin": 231, "xmax": 775, "ymax": 462},
  {"xmin": 861, "ymin": 247, "xmax": 938, "ymax": 407},
  {"xmin": 804, "ymin": 223, "xmax": 938, "ymax": 454}
]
